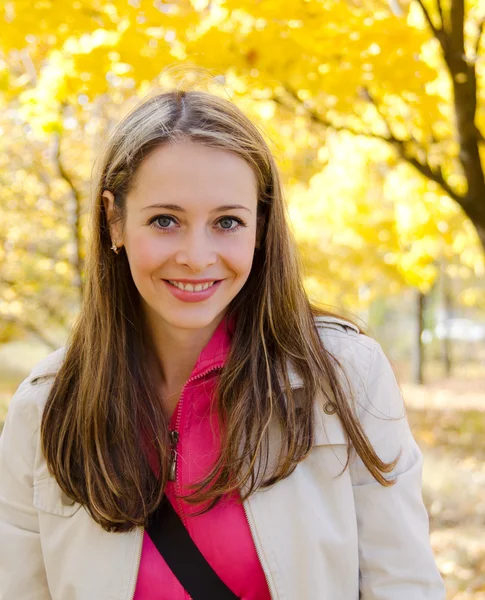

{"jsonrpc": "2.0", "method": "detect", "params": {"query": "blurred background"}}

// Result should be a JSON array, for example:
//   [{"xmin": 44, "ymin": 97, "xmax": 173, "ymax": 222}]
[{"xmin": 0, "ymin": 0, "xmax": 484, "ymax": 596}]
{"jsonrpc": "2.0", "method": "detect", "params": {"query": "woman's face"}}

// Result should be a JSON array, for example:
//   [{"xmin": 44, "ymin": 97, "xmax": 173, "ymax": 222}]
[{"xmin": 103, "ymin": 140, "xmax": 259, "ymax": 333}]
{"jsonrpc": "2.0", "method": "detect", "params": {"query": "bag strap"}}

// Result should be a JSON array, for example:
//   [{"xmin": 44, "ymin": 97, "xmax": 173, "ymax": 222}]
[{"xmin": 147, "ymin": 495, "xmax": 239, "ymax": 600}]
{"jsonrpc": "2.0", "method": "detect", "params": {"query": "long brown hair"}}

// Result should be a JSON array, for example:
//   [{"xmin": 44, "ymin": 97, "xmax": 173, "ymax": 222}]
[{"xmin": 41, "ymin": 90, "xmax": 398, "ymax": 533}]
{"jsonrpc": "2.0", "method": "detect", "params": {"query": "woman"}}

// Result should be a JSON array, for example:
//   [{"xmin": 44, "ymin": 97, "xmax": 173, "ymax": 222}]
[{"xmin": 0, "ymin": 90, "xmax": 445, "ymax": 599}]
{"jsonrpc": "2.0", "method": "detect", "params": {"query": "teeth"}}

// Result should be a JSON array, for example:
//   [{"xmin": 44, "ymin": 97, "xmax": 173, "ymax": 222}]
[{"xmin": 168, "ymin": 280, "xmax": 217, "ymax": 292}]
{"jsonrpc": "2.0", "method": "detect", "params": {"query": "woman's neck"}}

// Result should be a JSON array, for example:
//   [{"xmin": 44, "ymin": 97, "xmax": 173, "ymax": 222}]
[{"xmin": 144, "ymin": 310, "xmax": 226, "ymax": 394}]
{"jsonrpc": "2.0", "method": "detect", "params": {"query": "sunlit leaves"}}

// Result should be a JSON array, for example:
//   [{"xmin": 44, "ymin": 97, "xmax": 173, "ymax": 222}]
[{"xmin": 0, "ymin": 0, "xmax": 483, "ymax": 333}]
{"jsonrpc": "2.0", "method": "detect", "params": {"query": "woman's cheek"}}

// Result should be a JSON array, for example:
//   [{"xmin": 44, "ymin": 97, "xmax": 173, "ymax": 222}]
[
  {"xmin": 225, "ymin": 231, "xmax": 257, "ymax": 269},
  {"xmin": 126, "ymin": 232, "xmax": 166, "ymax": 274}
]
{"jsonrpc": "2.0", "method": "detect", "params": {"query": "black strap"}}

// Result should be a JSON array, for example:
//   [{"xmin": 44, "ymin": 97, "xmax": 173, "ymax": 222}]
[{"xmin": 147, "ymin": 495, "xmax": 239, "ymax": 600}]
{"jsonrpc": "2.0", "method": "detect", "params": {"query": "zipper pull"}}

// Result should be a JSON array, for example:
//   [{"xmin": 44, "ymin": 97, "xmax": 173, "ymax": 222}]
[{"xmin": 168, "ymin": 430, "xmax": 179, "ymax": 481}]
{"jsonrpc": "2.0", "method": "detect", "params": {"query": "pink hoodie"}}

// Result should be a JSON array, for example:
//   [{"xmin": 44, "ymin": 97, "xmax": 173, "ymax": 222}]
[{"xmin": 133, "ymin": 314, "xmax": 271, "ymax": 600}]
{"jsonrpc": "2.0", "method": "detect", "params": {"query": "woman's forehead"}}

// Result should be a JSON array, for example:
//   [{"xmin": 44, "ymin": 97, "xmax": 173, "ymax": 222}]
[{"xmin": 127, "ymin": 140, "xmax": 258, "ymax": 212}]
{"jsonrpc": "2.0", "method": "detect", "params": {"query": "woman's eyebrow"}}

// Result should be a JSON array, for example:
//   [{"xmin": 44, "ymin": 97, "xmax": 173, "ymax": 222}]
[{"xmin": 141, "ymin": 203, "xmax": 251, "ymax": 213}]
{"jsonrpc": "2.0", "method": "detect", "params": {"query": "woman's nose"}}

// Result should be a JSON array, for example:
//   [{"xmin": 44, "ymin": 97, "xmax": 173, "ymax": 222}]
[{"xmin": 173, "ymin": 229, "xmax": 217, "ymax": 271}]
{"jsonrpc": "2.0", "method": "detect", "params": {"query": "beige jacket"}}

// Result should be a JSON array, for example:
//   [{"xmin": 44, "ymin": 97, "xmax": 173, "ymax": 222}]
[{"xmin": 0, "ymin": 316, "xmax": 445, "ymax": 599}]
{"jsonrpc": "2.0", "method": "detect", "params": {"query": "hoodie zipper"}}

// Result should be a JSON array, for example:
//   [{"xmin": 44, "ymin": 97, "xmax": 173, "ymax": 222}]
[{"xmin": 169, "ymin": 363, "xmax": 224, "ymax": 528}]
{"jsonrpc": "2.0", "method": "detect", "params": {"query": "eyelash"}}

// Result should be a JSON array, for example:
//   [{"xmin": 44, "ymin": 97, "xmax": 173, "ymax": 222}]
[{"xmin": 148, "ymin": 215, "xmax": 246, "ymax": 234}]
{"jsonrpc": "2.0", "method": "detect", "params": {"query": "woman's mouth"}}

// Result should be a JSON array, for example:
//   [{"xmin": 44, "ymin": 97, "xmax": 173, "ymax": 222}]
[
  {"xmin": 165, "ymin": 280, "xmax": 220, "ymax": 292},
  {"xmin": 162, "ymin": 279, "xmax": 224, "ymax": 303}
]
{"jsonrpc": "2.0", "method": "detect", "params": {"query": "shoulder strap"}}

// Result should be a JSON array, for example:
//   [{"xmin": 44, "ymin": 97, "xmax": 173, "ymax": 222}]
[{"xmin": 147, "ymin": 496, "xmax": 239, "ymax": 600}]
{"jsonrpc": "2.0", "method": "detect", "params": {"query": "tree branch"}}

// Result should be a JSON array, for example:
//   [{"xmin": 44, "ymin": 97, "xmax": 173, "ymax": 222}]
[
  {"xmin": 276, "ymin": 86, "xmax": 464, "ymax": 204},
  {"xmin": 416, "ymin": 0, "xmax": 440, "ymax": 36},
  {"xmin": 52, "ymin": 131, "xmax": 84, "ymax": 295},
  {"xmin": 358, "ymin": 87, "xmax": 397, "ymax": 140},
  {"xmin": 0, "ymin": 276, "xmax": 71, "ymax": 332},
  {"xmin": 436, "ymin": 0, "xmax": 444, "ymax": 30},
  {"xmin": 361, "ymin": 87, "xmax": 463, "ymax": 201},
  {"xmin": 415, "ymin": 0, "xmax": 448, "ymax": 54},
  {"xmin": 1, "ymin": 315, "xmax": 59, "ymax": 351},
  {"xmin": 474, "ymin": 16, "xmax": 485, "ymax": 60}
]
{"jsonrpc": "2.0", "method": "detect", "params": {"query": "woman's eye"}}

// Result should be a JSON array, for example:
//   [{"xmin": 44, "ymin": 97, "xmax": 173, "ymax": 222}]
[
  {"xmin": 219, "ymin": 217, "xmax": 238, "ymax": 230},
  {"xmin": 155, "ymin": 216, "xmax": 174, "ymax": 229},
  {"xmin": 148, "ymin": 215, "xmax": 245, "ymax": 233},
  {"xmin": 147, "ymin": 215, "xmax": 177, "ymax": 230},
  {"xmin": 216, "ymin": 217, "xmax": 246, "ymax": 232}
]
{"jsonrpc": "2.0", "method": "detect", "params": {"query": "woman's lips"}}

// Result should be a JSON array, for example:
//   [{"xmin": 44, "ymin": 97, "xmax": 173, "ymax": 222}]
[{"xmin": 162, "ymin": 279, "xmax": 223, "ymax": 303}]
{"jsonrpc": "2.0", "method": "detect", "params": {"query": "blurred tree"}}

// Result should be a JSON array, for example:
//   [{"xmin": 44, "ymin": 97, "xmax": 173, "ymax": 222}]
[
  {"xmin": 2, "ymin": 0, "xmax": 483, "ymax": 250},
  {"xmin": 0, "ymin": 102, "xmax": 98, "ymax": 345},
  {"xmin": 0, "ymin": 0, "xmax": 483, "ymax": 347}
]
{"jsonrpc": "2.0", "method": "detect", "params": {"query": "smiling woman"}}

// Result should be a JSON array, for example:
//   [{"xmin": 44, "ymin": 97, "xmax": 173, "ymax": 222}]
[{"xmin": 0, "ymin": 89, "xmax": 445, "ymax": 600}]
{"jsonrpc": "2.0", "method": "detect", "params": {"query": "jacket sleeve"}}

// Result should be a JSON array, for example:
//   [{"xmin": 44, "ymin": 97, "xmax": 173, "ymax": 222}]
[
  {"xmin": 0, "ymin": 378, "xmax": 51, "ymax": 600},
  {"xmin": 349, "ymin": 338, "xmax": 446, "ymax": 600}
]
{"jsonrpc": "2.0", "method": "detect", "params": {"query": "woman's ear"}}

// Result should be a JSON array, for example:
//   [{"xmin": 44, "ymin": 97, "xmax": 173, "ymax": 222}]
[{"xmin": 102, "ymin": 190, "xmax": 123, "ymax": 250}]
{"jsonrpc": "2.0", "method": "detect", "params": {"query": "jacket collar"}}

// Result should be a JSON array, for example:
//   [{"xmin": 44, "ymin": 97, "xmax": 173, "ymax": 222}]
[{"xmin": 29, "ymin": 312, "xmax": 304, "ymax": 389}]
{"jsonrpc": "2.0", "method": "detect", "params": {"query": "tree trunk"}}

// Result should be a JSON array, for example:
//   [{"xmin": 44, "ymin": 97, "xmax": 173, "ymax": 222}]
[
  {"xmin": 439, "ymin": 261, "xmax": 453, "ymax": 377},
  {"xmin": 445, "ymin": 0, "xmax": 485, "ymax": 253},
  {"xmin": 412, "ymin": 290, "xmax": 425, "ymax": 385},
  {"xmin": 53, "ymin": 131, "xmax": 84, "ymax": 298}
]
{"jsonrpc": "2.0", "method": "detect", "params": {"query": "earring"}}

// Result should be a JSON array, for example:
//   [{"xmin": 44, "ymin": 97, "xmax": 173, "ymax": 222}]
[{"xmin": 111, "ymin": 241, "xmax": 120, "ymax": 254}]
